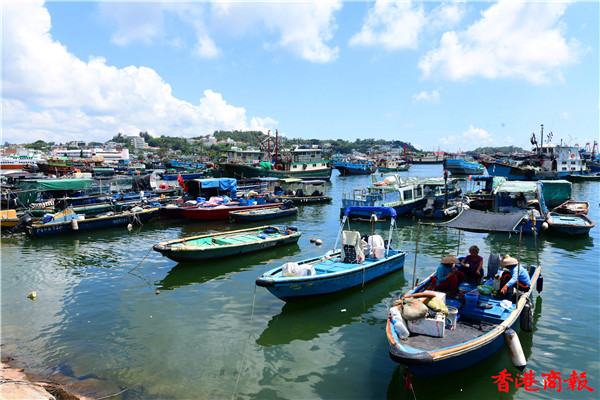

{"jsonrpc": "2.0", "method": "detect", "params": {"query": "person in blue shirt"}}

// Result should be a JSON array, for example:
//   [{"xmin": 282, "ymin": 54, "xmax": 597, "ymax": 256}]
[
  {"xmin": 498, "ymin": 255, "xmax": 531, "ymax": 298},
  {"xmin": 435, "ymin": 254, "xmax": 464, "ymax": 297}
]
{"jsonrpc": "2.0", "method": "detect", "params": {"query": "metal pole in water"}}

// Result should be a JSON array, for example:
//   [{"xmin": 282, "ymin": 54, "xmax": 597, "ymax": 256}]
[{"xmin": 412, "ymin": 220, "xmax": 421, "ymax": 288}]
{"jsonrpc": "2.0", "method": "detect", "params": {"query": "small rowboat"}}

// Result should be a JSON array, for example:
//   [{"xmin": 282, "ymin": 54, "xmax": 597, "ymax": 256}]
[
  {"xmin": 546, "ymin": 212, "xmax": 595, "ymax": 236},
  {"xmin": 552, "ymin": 200, "xmax": 589, "ymax": 215},
  {"xmin": 153, "ymin": 225, "xmax": 301, "ymax": 262},
  {"xmin": 230, "ymin": 205, "xmax": 298, "ymax": 222},
  {"xmin": 255, "ymin": 206, "xmax": 407, "ymax": 302}
]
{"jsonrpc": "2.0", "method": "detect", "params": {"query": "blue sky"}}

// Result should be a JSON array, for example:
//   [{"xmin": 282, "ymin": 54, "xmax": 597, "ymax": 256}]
[{"xmin": 2, "ymin": 1, "xmax": 598, "ymax": 152}]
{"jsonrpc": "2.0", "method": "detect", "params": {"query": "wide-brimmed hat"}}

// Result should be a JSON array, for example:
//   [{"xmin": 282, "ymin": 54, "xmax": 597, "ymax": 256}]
[
  {"xmin": 500, "ymin": 256, "xmax": 518, "ymax": 266},
  {"xmin": 441, "ymin": 254, "xmax": 459, "ymax": 264}
]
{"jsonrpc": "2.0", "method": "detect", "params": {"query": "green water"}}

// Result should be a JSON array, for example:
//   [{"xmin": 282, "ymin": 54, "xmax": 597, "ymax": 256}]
[{"xmin": 1, "ymin": 165, "xmax": 598, "ymax": 399}]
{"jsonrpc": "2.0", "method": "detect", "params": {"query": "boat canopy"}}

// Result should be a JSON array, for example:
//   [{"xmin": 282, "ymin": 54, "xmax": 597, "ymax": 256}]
[
  {"xmin": 438, "ymin": 209, "xmax": 527, "ymax": 233},
  {"xmin": 19, "ymin": 178, "xmax": 92, "ymax": 191},
  {"xmin": 190, "ymin": 178, "xmax": 237, "ymax": 199},
  {"xmin": 494, "ymin": 181, "xmax": 540, "ymax": 194},
  {"xmin": 539, "ymin": 180, "xmax": 572, "ymax": 206},
  {"xmin": 344, "ymin": 206, "xmax": 397, "ymax": 218}
]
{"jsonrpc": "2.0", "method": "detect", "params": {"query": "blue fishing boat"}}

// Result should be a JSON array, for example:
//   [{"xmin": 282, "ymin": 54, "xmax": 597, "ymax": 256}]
[
  {"xmin": 386, "ymin": 231, "xmax": 542, "ymax": 377},
  {"xmin": 333, "ymin": 158, "xmax": 377, "ymax": 175},
  {"xmin": 255, "ymin": 206, "xmax": 407, "ymax": 302},
  {"xmin": 23, "ymin": 206, "xmax": 159, "ymax": 238},
  {"xmin": 229, "ymin": 201, "xmax": 297, "ymax": 222},
  {"xmin": 546, "ymin": 212, "xmax": 595, "ymax": 236},
  {"xmin": 443, "ymin": 156, "xmax": 486, "ymax": 175}
]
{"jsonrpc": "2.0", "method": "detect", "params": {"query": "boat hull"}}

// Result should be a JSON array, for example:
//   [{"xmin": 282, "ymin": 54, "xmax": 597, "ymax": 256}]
[
  {"xmin": 230, "ymin": 207, "xmax": 297, "ymax": 222},
  {"xmin": 273, "ymin": 195, "xmax": 332, "ymax": 204},
  {"xmin": 179, "ymin": 203, "xmax": 282, "ymax": 220},
  {"xmin": 547, "ymin": 213, "xmax": 594, "ymax": 236},
  {"xmin": 215, "ymin": 163, "xmax": 332, "ymax": 181},
  {"xmin": 335, "ymin": 165, "xmax": 377, "ymax": 175},
  {"xmin": 27, "ymin": 208, "xmax": 159, "ymax": 237},
  {"xmin": 256, "ymin": 250, "xmax": 406, "ymax": 301}
]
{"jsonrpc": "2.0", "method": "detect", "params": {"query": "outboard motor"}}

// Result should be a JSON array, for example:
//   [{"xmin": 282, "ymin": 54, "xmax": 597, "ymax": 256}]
[
  {"xmin": 282, "ymin": 200, "xmax": 294, "ymax": 210},
  {"xmin": 8, "ymin": 213, "xmax": 34, "ymax": 234}
]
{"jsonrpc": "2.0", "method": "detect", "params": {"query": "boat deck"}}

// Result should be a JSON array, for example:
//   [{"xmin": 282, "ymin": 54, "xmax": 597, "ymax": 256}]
[
  {"xmin": 406, "ymin": 318, "xmax": 497, "ymax": 351},
  {"xmin": 175, "ymin": 232, "xmax": 285, "ymax": 248}
]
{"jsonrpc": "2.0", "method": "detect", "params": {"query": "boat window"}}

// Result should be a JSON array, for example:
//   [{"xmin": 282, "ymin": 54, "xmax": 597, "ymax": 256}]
[
  {"xmin": 415, "ymin": 187, "xmax": 423, "ymax": 197},
  {"xmin": 404, "ymin": 190, "xmax": 413, "ymax": 200}
]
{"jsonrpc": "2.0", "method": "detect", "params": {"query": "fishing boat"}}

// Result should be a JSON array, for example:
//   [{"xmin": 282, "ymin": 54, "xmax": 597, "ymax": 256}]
[
  {"xmin": 255, "ymin": 206, "xmax": 407, "ymax": 302},
  {"xmin": 178, "ymin": 200, "xmax": 282, "ymax": 221},
  {"xmin": 23, "ymin": 206, "xmax": 159, "ymax": 238},
  {"xmin": 229, "ymin": 201, "xmax": 297, "ymax": 222},
  {"xmin": 271, "ymin": 179, "xmax": 333, "ymax": 204},
  {"xmin": 152, "ymin": 225, "xmax": 301, "ymax": 262},
  {"xmin": 552, "ymin": 200, "xmax": 589, "ymax": 215},
  {"xmin": 546, "ymin": 212, "xmax": 595, "ymax": 236},
  {"xmin": 341, "ymin": 174, "xmax": 461, "ymax": 219},
  {"xmin": 565, "ymin": 173, "xmax": 600, "ymax": 182},
  {"xmin": 443, "ymin": 156, "xmax": 486, "ymax": 175},
  {"xmin": 377, "ymin": 159, "xmax": 410, "ymax": 172},
  {"xmin": 214, "ymin": 133, "xmax": 332, "ymax": 181},
  {"xmin": 333, "ymin": 158, "xmax": 377, "ymax": 175},
  {"xmin": 464, "ymin": 175, "xmax": 507, "ymax": 211},
  {"xmin": 386, "ymin": 228, "xmax": 542, "ymax": 377}
]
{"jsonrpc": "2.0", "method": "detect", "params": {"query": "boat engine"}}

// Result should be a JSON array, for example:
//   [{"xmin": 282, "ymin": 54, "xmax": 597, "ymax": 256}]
[{"xmin": 8, "ymin": 213, "xmax": 34, "ymax": 234}]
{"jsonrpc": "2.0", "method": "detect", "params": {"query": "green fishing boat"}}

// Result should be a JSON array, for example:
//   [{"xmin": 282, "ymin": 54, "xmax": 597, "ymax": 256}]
[{"xmin": 153, "ymin": 225, "xmax": 301, "ymax": 262}]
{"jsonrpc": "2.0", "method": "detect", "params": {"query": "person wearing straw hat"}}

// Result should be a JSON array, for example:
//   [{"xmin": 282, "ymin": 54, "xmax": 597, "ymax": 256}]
[
  {"xmin": 498, "ymin": 255, "xmax": 531, "ymax": 299},
  {"xmin": 435, "ymin": 254, "xmax": 464, "ymax": 297}
]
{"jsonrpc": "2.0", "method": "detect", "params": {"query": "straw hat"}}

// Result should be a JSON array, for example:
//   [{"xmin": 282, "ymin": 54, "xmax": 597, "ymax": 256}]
[
  {"xmin": 500, "ymin": 255, "xmax": 518, "ymax": 266},
  {"xmin": 441, "ymin": 254, "xmax": 459, "ymax": 264}
]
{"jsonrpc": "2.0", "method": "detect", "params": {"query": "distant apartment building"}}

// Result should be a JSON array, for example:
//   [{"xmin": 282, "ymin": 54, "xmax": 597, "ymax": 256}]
[{"xmin": 128, "ymin": 136, "xmax": 146, "ymax": 149}]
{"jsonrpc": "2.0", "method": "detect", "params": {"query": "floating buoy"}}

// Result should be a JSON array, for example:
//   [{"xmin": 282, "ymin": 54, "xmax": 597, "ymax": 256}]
[
  {"xmin": 504, "ymin": 328, "xmax": 526, "ymax": 371},
  {"xmin": 71, "ymin": 218, "xmax": 79, "ymax": 230},
  {"xmin": 155, "ymin": 290, "xmax": 160, "ymax": 295},
  {"xmin": 520, "ymin": 297, "xmax": 534, "ymax": 332},
  {"xmin": 127, "ymin": 223, "xmax": 133, "ymax": 231},
  {"xmin": 27, "ymin": 291, "xmax": 37, "ymax": 300},
  {"xmin": 315, "ymin": 239, "xmax": 323, "ymax": 245},
  {"xmin": 310, "ymin": 238, "xmax": 316, "ymax": 243}
]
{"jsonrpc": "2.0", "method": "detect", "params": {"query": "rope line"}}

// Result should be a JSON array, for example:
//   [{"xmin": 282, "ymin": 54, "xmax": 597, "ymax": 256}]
[{"xmin": 232, "ymin": 285, "xmax": 258, "ymax": 400}]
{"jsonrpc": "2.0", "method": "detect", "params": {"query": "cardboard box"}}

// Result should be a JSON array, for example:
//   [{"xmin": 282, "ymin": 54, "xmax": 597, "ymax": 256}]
[{"xmin": 407, "ymin": 313, "xmax": 445, "ymax": 338}]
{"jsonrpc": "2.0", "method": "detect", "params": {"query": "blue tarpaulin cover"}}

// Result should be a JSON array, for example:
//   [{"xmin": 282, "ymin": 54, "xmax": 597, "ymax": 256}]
[{"xmin": 192, "ymin": 178, "xmax": 237, "ymax": 199}]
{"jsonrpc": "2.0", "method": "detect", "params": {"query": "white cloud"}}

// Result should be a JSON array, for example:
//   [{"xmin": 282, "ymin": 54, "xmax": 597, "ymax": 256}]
[
  {"xmin": 99, "ymin": 1, "xmax": 341, "ymax": 63},
  {"xmin": 439, "ymin": 125, "xmax": 501, "ymax": 151},
  {"xmin": 1, "ymin": 1, "xmax": 275, "ymax": 144},
  {"xmin": 213, "ymin": 1, "xmax": 342, "ymax": 62},
  {"xmin": 349, "ymin": 0, "xmax": 426, "ymax": 50},
  {"xmin": 412, "ymin": 89, "xmax": 441, "ymax": 103},
  {"xmin": 419, "ymin": 1, "xmax": 583, "ymax": 83}
]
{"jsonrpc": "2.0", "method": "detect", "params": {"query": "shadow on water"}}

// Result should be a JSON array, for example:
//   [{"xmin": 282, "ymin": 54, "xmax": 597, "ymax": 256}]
[
  {"xmin": 256, "ymin": 271, "xmax": 407, "ymax": 347},
  {"xmin": 542, "ymin": 233, "xmax": 594, "ymax": 254},
  {"xmin": 155, "ymin": 244, "xmax": 302, "ymax": 290}
]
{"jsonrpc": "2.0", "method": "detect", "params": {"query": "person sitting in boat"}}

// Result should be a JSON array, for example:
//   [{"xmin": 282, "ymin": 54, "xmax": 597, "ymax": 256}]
[
  {"xmin": 435, "ymin": 254, "xmax": 464, "ymax": 298},
  {"xmin": 513, "ymin": 192, "xmax": 527, "ymax": 208},
  {"xmin": 498, "ymin": 255, "xmax": 531, "ymax": 299},
  {"xmin": 459, "ymin": 245, "xmax": 483, "ymax": 284}
]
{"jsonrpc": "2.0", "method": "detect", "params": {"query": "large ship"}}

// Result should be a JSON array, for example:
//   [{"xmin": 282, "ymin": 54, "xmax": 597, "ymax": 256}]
[{"xmin": 213, "ymin": 130, "xmax": 332, "ymax": 181}]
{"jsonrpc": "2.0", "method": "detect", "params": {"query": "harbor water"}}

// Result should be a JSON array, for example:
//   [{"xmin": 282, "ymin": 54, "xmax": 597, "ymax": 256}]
[{"xmin": 1, "ymin": 165, "xmax": 598, "ymax": 399}]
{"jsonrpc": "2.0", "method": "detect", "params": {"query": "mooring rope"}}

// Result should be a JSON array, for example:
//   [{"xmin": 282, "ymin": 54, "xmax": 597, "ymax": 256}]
[{"xmin": 232, "ymin": 285, "xmax": 258, "ymax": 400}]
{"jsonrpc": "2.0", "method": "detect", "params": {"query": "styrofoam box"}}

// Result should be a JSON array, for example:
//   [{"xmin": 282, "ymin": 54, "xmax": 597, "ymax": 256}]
[
  {"xmin": 407, "ymin": 313, "xmax": 445, "ymax": 338},
  {"xmin": 430, "ymin": 291, "xmax": 447, "ymax": 304}
]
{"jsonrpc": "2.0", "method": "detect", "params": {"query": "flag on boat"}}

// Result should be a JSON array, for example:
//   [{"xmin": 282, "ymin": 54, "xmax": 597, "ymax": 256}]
[{"xmin": 177, "ymin": 173, "xmax": 187, "ymax": 192}]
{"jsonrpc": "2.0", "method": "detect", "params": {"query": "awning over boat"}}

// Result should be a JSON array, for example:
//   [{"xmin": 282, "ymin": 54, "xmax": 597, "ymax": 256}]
[
  {"xmin": 495, "ymin": 181, "xmax": 540, "ymax": 194},
  {"xmin": 437, "ymin": 209, "xmax": 527, "ymax": 233},
  {"xmin": 190, "ymin": 178, "xmax": 237, "ymax": 198},
  {"xmin": 19, "ymin": 178, "xmax": 93, "ymax": 191}
]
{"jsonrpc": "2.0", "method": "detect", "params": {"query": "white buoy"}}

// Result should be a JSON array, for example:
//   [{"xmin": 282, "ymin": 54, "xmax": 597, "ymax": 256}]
[
  {"xmin": 310, "ymin": 238, "xmax": 316, "ymax": 243},
  {"xmin": 127, "ymin": 223, "xmax": 133, "ymax": 231},
  {"xmin": 71, "ymin": 217, "xmax": 79, "ymax": 230},
  {"xmin": 315, "ymin": 239, "xmax": 323, "ymax": 245},
  {"xmin": 504, "ymin": 328, "xmax": 526, "ymax": 371}
]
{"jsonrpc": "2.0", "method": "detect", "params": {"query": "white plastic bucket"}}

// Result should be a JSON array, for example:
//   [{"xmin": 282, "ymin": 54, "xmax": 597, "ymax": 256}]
[
  {"xmin": 374, "ymin": 246, "xmax": 385, "ymax": 259},
  {"xmin": 493, "ymin": 277, "xmax": 501, "ymax": 291},
  {"xmin": 446, "ymin": 306, "xmax": 458, "ymax": 328}
]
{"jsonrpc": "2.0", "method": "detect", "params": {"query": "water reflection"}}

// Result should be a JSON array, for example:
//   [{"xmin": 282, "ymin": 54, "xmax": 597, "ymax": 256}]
[
  {"xmin": 155, "ymin": 244, "xmax": 302, "ymax": 290},
  {"xmin": 257, "ymin": 272, "xmax": 406, "ymax": 347}
]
